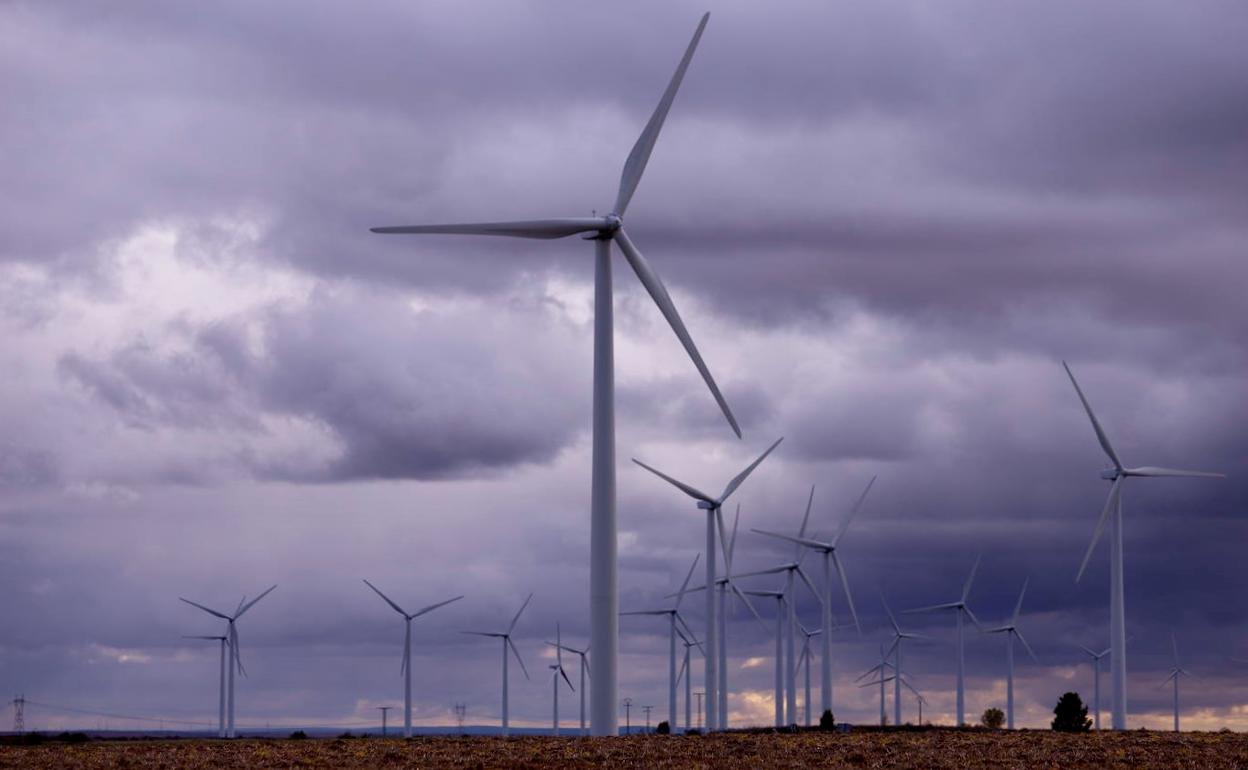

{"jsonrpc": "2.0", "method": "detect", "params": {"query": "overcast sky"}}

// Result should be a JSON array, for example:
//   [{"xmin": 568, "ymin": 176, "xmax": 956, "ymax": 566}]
[{"xmin": 2, "ymin": 0, "xmax": 1246, "ymax": 733}]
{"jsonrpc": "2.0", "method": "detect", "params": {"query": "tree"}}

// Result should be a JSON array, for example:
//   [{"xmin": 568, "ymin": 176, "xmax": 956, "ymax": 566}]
[
  {"xmin": 819, "ymin": 710, "xmax": 836, "ymax": 731},
  {"xmin": 1051, "ymin": 692, "xmax": 1092, "ymax": 732},
  {"xmin": 981, "ymin": 708, "xmax": 1005, "ymax": 729},
  {"xmin": 655, "ymin": 721, "xmax": 670, "ymax": 735}
]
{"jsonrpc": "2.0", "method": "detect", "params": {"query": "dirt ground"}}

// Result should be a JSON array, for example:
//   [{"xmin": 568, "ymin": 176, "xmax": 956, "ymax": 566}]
[{"xmin": 3, "ymin": 729, "xmax": 1247, "ymax": 769}]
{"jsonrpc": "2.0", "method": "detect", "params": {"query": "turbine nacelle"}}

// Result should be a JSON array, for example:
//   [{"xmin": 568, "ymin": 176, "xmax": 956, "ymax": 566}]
[{"xmin": 1100, "ymin": 469, "xmax": 1120, "ymax": 481}]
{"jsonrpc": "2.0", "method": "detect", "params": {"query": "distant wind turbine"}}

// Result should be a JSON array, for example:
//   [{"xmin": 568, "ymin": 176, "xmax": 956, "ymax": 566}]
[
  {"xmin": 370, "ymin": 14, "xmax": 736, "ymax": 736},
  {"xmin": 179, "ymin": 585, "xmax": 276, "ymax": 738},
  {"xmin": 634, "ymin": 437, "xmax": 784, "ymax": 729},
  {"xmin": 182, "ymin": 634, "xmax": 228, "ymax": 738},
  {"xmin": 548, "ymin": 638, "xmax": 591, "ymax": 736},
  {"xmin": 796, "ymin": 623, "xmax": 822, "ymax": 726},
  {"xmin": 712, "ymin": 505, "xmax": 765, "ymax": 729},
  {"xmin": 1160, "ymin": 634, "xmax": 1193, "ymax": 733},
  {"xmin": 904, "ymin": 555, "xmax": 982, "ymax": 726},
  {"xmin": 674, "ymin": 626, "xmax": 704, "ymax": 732},
  {"xmin": 463, "ymin": 593, "xmax": 533, "ymax": 736},
  {"xmin": 1078, "ymin": 643, "xmax": 1111, "ymax": 730},
  {"xmin": 881, "ymin": 595, "xmax": 928, "ymax": 728},
  {"xmin": 984, "ymin": 578, "xmax": 1037, "ymax": 729},
  {"xmin": 621, "ymin": 554, "xmax": 700, "ymax": 730},
  {"xmin": 549, "ymin": 623, "xmax": 575, "ymax": 736},
  {"xmin": 744, "ymin": 589, "xmax": 788, "ymax": 727},
  {"xmin": 857, "ymin": 642, "xmax": 896, "ymax": 726},
  {"xmin": 362, "ymin": 579, "xmax": 463, "ymax": 738},
  {"xmin": 1063, "ymin": 362, "xmax": 1224, "ymax": 730}
]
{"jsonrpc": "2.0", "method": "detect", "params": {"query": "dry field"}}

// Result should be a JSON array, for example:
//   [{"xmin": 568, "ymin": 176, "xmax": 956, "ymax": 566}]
[{"xmin": 3, "ymin": 729, "xmax": 1248, "ymax": 769}]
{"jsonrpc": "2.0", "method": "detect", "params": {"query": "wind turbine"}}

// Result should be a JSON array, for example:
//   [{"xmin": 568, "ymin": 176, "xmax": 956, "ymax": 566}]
[
  {"xmin": 752, "ymin": 477, "xmax": 873, "ymax": 718},
  {"xmin": 463, "ymin": 593, "xmax": 533, "ymax": 736},
  {"xmin": 881, "ymin": 595, "xmax": 928, "ymax": 728},
  {"xmin": 363, "ymin": 579, "xmax": 464, "ymax": 738},
  {"xmin": 744, "ymin": 589, "xmax": 788, "ymax": 727},
  {"xmin": 548, "ymin": 638, "xmax": 591, "ymax": 736},
  {"xmin": 621, "ymin": 554, "xmax": 700, "ymax": 730},
  {"xmin": 674, "ymin": 626, "xmax": 704, "ymax": 732},
  {"xmin": 713, "ymin": 505, "xmax": 765, "ymax": 729},
  {"xmin": 984, "ymin": 578, "xmax": 1037, "ymax": 729},
  {"xmin": 371, "ymin": 13, "xmax": 736, "ymax": 737},
  {"xmin": 179, "ymin": 585, "xmax": 277, "ymax": 738},
  {"xmin": 1160, "ymin": 634, "xmax": 1192, "ymax": 732},
  {"xmin": 856, "ymin": 642, "xmax": 896, "ymax": 726},
  {"xmin": 903, "ymin": 555, "xmax": 982, "ymax": 726},
  {"xmin": 796, "ymin": 623, "xmax": 822, "ymax": 726},
  {"xmin": 1078, "ymin": 643, "xmax": 1111, "ymax": 730},
  {"xmin": 634, "ymin": 436, "xmax": 784, "ymax": 728},
  {"xmin": 548, "ymin": 623, "xmax": 575, "ymax": 736},
  {"xmin": 182, "ymin": 634, "xmax": 228, "ymax": 738},
  {"xmin": 1063, "ymin": 361, "xmax": 1224, "ymax": 730}
]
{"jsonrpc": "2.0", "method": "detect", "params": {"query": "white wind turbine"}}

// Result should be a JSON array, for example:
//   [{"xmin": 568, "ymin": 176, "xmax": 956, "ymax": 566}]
[
  {"xmin": 1160, "ymin": 634, "xmax": 1192, "ymax": 733},
  {"xmin": 743, "ymin": 589, "xmax": 788, "ymax": 727},
  {"xmin": 856, "ymin": 642, "xmax": 896, "ymax": 726},
  {"xmin": 179, "ymin": 585, "xmax": 276, "ymax": 738},
  {"xmin": 548, "ymin": 638, "xmax": 590, "ymax": 736},
  {"xmin": 796, "ymin": 623, "xmax": 822, "ymax": 726},
  {"xmin": 182, "ymin": 634, "xmax": 228, "ymax": 738},
  {"xmin": 634, "ymin": 437, "xmax": 784, "ymax": 729},
  {"xmin": 752, "ymin": 477, "xmax": 873, "ymax": 718},
  {"xmin": 674, "ymin": 626, "xmax": 704, "ymax": 732},
  {"xmin": 463, "ymin": 593, "xmax": 533, "ymax": 736},
  {"xmin": 881, "ymin": 595, "xmax": 928, "ymax": 728},
  {"xmin": 621, "ymin": 554, "xmax": 701, "ymax": 730},
  {"xmin": 984, "ymin": 578, "xmax": 1037, "ymax": 729},
  {"xmin": 903, "ymin": 555, "xmax": 982, "ymax": 726},
  {"xmin": 371, "ymin": 13, "xmax": 736, "ymax": 736},
  {"xmin": 1078, "ymin": 643, "xmax": 1111, "ymax": 730},
  {"xmin": 1064, "ymin": 361, "xmax": 1224, "ymax": 730},
  {"xmin": 363, "ymin": 580, "xmax": 464, "ymax": 738},
  {"xmin": 548, "ymin": 623, "xmax": 575, "ymax": 736},
  {"xmin": 712, "ymin": 506, "xmax": 766, "ymax": 729}
]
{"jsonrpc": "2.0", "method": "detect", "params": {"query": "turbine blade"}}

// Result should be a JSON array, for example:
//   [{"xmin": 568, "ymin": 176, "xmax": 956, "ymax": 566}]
[
  {"xmin": 370, "ymin": 218, "xmax": 606, "ymax": 239},
  {"xmin": 614, "ymin": 229, "xmax": 741, "ymax": 438},
  {"xmin": 1078, "ymin": 644, "xmax": 1098, "ymax": 658},
  {"xmin": 179, "ymin": 598, "xmax": 230, "ymax": 620},
  {"xmin": 230, "ymin": 625, "xmax": 246, "ymax": 678},
  {"xmin": 1076, "ymin": 477, "xmax": 1122, "ymax": 583},
  {"xmin": 903, "ymin": 601, "xmax": 963, "ymax": 614},
  {"xmin": 235, "ymin": 585, "xmax": 277, "ymax": 619},
  {"xmin": 363, "ymin": 579, "xmax": 408, "ymax": 617},
  {"xmin": 462, "ymin": 631, "xmax": 503, "ymax": 638},
  {"xmin": 728, "ymin": 583, "xmax": 767, "ymax": 631},
  {"xmin": 508, "ymin": 637, "xmax": 530, "ymax": 680},
  {"xmin": 1012, "ymin": 578, "xmax": 1029, "ymax": 625},
  {"xmin": 401, "ymin": 622, "xmax": 410, "ymax": 676},
  {"xmin": 674, "ymin": 553, "xmax": 701, "ymax": 611},
  {"xmin": 411, "ymin": 594, "xmax": 465, "ymax": 619},
  {"xmin": 717, "ymin": 437, "xmax": 784, "ymax": 503},
  {"xmin": 1062, "ymin": 361, "xmax": 1124, "ymax": 471},
  {"xmin": 731, "ymin": 564, "xmax": 790, "ymax": 580},
  {"xmin": 796, "ymin": 565, "xmax": 822, "ymax": 604},
  {"xmin": 833, "ymin": 476, "xmax": 876, "ymax": 547},
  {"xmin": 613, "ymin": 12, "xmax": 710, "ymax": 216},
  {"xmin": 961, "ymin": 554, "xmax": 982, "ymax": 603},
  {"xmin": 560, "ymin": 666, "xmax": 575, "ymax": 691},
  {"xmin": 728, "ymin": 504, "xmax": 741, "ymax": 565},
  {"xmin": 831, "ymin": 552, "xmax": 861, "ymax": 633},
  {"xmin": 508, "ymin": 593, "xmax": 534, "ymax": 635},
  {"xmin": 676, "ymin": 653, "xmax": 688, "ymax": 685},
  {"xmin": 675, "ymin": 613, "xmax": 707, "ymax": 656},
  {"xmin": 881, "ymin": 595, "xmax": 900, "ymax": 634},
  {"xmin": 963, "ymin": 606, "xmax": 984, "ymax": 632},
  {"xmin": 715, "ymin": 508, "xmax": 731, "ymax": 575},
  {"xmin": 751, "ymin": 528, "xmax": 818, "ymax": 549},
  {"xmin": 797, "ymin": 485, "xmax": 815, "ymax": 545},
  {"xmin": 631, "ymin": 458, "xmax": 716, "ymax": 504},
  {"xmin": 1014, "ymin": 629, "xmax": 1039, "ymax": 663},
  {"xmin": 1127, "ymin": 466, "xmax": 1225, "ymax": 479}
]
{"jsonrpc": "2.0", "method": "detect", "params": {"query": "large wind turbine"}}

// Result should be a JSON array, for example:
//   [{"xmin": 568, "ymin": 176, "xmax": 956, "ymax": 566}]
[
  {"xmin": 634, "ymin": 437, "xmax": 784, "ymax": 728},
  {"xmin": 752, "ymin": 477, "xmax": 873, "ymax": 718},
  {"xmin": 371, "ymin": 14, "xmax": 736, "ymax": 737},
  {"xmin": 881, "ymin": 595, "xmax": 928, "ymax": 728},
  {"xmin": 1160, "ymin": 634, "xmax": 1192, "ymax": 733},
  {"xmin": 1078, "ymin": 643, "xmax": 1111, "ymax": 730},
  {"xmin": 179, "ymin": 585, "xmax": 276, "ymax": 738},
  {"xmin": 463, "ymin": 593, "xmax": 533, "ymax": 736},
  {"xmin": 984, "ymin": 578, "xmax": 1037, "ymax": 729},
  {"xmin": 549, "ymin": 623, "xmax": 575, "ymax": 736},
  {"xmin": 903, "ymin": 556, "xmax": 982, "ymax": 726},
  {"xmin": 621, "ymin": 554, "xmax": 700, "ymax": 730},
  {"xmin": 363, "ymin": 580, "xmax": 464, "ymax": 738},
  {"xmin": 1064, "ymin": 362, "xmax": 1224, "ymax": 730},
  {"xmin": 182, "ymin": 634, "xmax": 228, "ymax": 738},
  {"xmin": 549, "ymin": 638, "xmax": 590, "ymax": 736}
]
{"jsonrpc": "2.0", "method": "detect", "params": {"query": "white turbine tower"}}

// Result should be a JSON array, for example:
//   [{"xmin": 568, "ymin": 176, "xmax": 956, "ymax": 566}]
[
  {"xmin": 711, "ymin": 505, "xmax": 765, "ymax": 729},
  {"xmin": 752, "ymin": 477, "xmax": 873, "ymax": 718},
  {"xmin": 1078, "ymin": 643, "xmax": 1111, "ymax": 730},
  {"xmin": 621, "ymin": 554, "xmax": 700, "ymax": 730},
  {"xmin": 548, "ymin": 638, "xmax": 591, "ymax": 736},
  {"xmin": 363, "ymin": 580, "xmax": 464, "ymax": 738},
  {"xmin": 634, "ymin": 437, "xmax": 784, "ymax": 729},
  {"xmin": 370, "ymin": 14, "xmax": 736, "ymax": 737},
  {"xmin": 744, "ymin": 589, "xmax": 788, "ymax": 727},
  {"xmin": 796, "ymin": 623, "xmax": 822, "ymax": 726},
  {"xmin": 182, "ymin": 634, "xmax": 228, "ymax": 738},
  {"xmin": 549, "ymin": 623, "xmax": 575, "ymax": 736},
  {"xmin": 984, "ymin": 578, "xmax": 1037, "ymax": 729},
  {"xmin": 463, "ymin": 593, "xmax": 533, "ymax": 736},
  {"xmin": 881, "ymin": 595, "xmax": 928, "ymax": 728},
  {"xmin": 1160, "ymin": 634, "xmax": 1192, "ymax": 733},
  {"xmin": 179, "ymin": 585, "xmax": 276, "ymax": 738},
  {"xmin": 1063, "ymin": 361, "xmax": 1224, "ymax": 730},
  {"xmin": 903, "ymin": 556, "xmax": 982, "ymax": 726}
]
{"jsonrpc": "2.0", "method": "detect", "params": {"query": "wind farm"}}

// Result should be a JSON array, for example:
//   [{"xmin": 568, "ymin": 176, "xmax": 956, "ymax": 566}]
[{"xmin": 3, "ymin": 1, "xmax": 1247, "ymax": 768}]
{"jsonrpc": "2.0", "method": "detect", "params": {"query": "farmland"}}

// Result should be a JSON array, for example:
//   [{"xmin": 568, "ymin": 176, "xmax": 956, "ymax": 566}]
[{"xmin": 3, "ymin": 729, "xmax": 1247, "ymax": 769}]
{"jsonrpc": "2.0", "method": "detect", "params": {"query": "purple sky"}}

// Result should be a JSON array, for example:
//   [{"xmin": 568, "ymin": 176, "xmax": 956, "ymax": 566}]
[{"xmin": 2, "ymin": 0, "xmax": 1246, "ymax": 732}]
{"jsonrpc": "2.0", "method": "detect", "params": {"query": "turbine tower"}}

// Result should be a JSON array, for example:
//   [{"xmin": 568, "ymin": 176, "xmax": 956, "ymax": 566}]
[
  {"xmin": 796, "ymin": 623, "xmax": 822, "ymax": 726},
  {"xmin": 549, "ymin": 623, "xmax": 575, "ymax": 736},
  {"xmin": 179, "ymin": 585, "xmax": 277, "ymax": 738},
  {"xmin": 463, "ymin": 593, "xmax": 533, "ymax": 736},
  {"xmin": 881, "ymin": 595, "xmax": 928, "ymax": 728},
  {"xmin": 548, "ymin": 638, "xmax": 591, "ymax": 736},
  {"xmin": 1160, "ymin": 634, "xmax": 1192, "ymax": 733},
  {"xmin": 621, "ymin": 554, "xmax": 700, "ymax": 730},
  {"xmin": 752, "ymin": 477, "xmax": 872, "ymax": 718},
  {"xmin": 710, "ymin": 505, "xmax": 764, "ymax": 729},
  {"xmin": 744, "ymin": 589, "xmax": 788, "ymax": 727},
  {"xmin": 182, "ymin": 634, "xmax": 228, "ymax": 738},
  {"xmin": 1078, "ymin": 643, "xmax": 1111, "ymax": 730},
  {"xmin": 1064, "ymin": 362, "xmax": 1223, "ymax": 730},
  {"xmin": 370, "ymin": 13, "xmax": 736, "ymax": 737},
  {"xmin": 903, "ymin": 555, "xmax": 982, "ymax": 726},
  {"xmin": 634, "ymin": 437, "xmax": 783, "ymax": 728},
  {"xmin": 363, "ymin": 579, "xmax": 464, "ymax": 738},
  {"xmin": 984, "ymin": 578, "xmax": 1037, "ymax": 729}
]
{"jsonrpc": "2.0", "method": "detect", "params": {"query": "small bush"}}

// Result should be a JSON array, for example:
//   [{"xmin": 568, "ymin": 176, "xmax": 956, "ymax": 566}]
[
  {"xmin": 981, "ymin": 708, "xmax": 1005, "ymax": 729},
  {"xmin": 1051, "ymin": 692, "xmax": 1092, "ymax": 732},
  {"xmin": 288, "ymin": 730, "xmax": 308, "ymax": 740},
  {"xmin": 655, "ymin": 721, "xmax": 670, "ymax": 735},
  {"xmin": 819, "ymin": 710, "xmax": 836, "ymax": 731}
]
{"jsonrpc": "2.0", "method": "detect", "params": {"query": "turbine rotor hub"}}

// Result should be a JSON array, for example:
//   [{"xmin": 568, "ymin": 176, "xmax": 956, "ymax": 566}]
[
  {"xmin": 1100, "ymin": 469, "xmax": 1120, "ymax": 481},
  {"xmin": 603, "ymin": 214, "xmax": 622, "ymax": 232}
]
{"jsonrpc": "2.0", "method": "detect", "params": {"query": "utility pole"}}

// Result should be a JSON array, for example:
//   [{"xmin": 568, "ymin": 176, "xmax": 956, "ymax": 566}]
[
  {"xmin": 453, "ymin": 703, "xmax": 467, "ymax": 735},
  {"xmin": 622, "ymin": 698, "xmax": 632, "ymax": 735},
  {"xmin": 378, "ymin": 706, "xmax": 393, "ymax": 737},
  {"xmin": 12, "ymin": 695, "xmax": 25, "ymax": 734},
  {"xmin": 642, "ymin": 705, "xmax": 654, "ymax": 734},
  {"xmin": 694, "ymin": 692, "xmax": 704, "ymax": 731}
]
